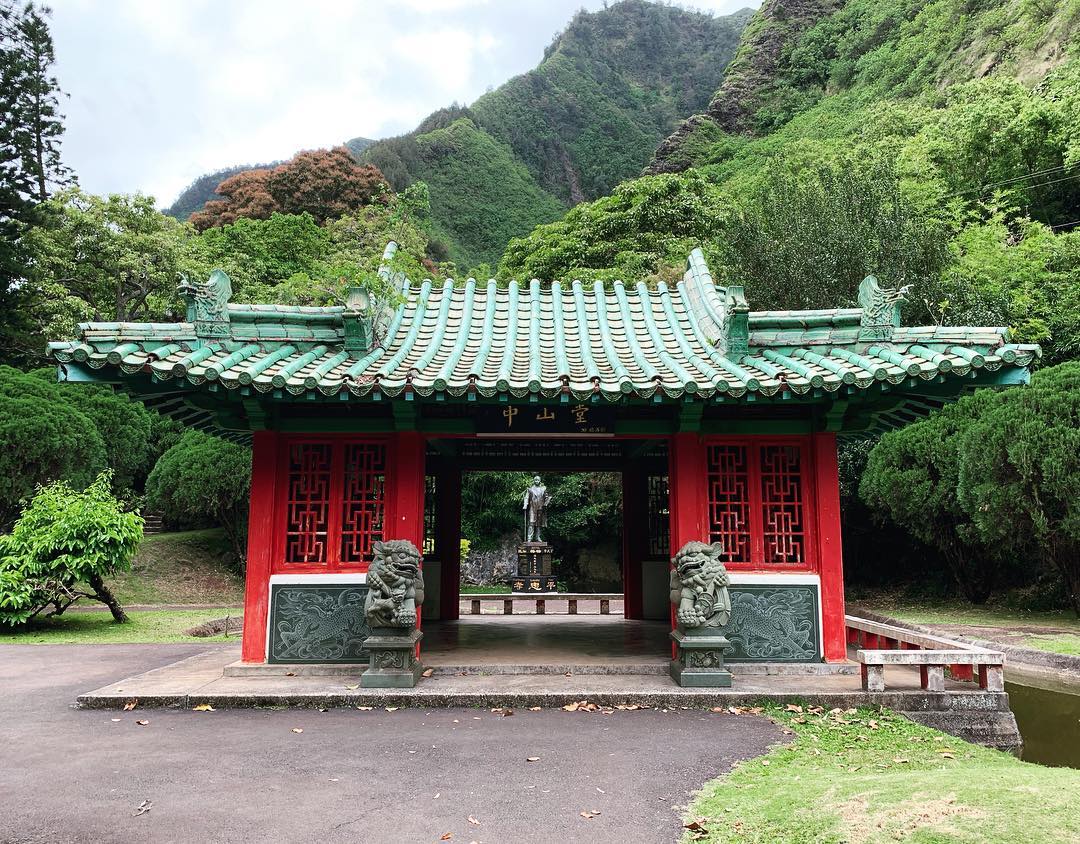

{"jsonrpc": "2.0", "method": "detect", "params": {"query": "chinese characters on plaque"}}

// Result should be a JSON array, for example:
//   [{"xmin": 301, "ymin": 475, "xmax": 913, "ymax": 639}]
[{"xmin": 483, "ymin": 403, "xmax": 613, "ymax": 434}]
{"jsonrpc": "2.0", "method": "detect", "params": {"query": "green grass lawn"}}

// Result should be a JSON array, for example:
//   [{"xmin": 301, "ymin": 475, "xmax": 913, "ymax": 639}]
[
  {"xmin": 107, "ymin": 528, "xmax": 245, "ymax": 606},
  {"xmin": 0, "ymin": 609, "xmax": 243, "ymax": 644},
  {"xmin": 852, "ymin": 596, "xmax": 1080, "ymax": 656},
  {"xmin": 686, "ymin": 705, "xmax": 1080, "ymax": 844}
]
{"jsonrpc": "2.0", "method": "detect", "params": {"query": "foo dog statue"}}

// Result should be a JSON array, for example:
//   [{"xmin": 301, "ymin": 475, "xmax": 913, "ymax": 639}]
[
  {"xmin": 669, "ymin": 540, "xmax": 734, "ymax": 688},
  {"xmin": 360, "ymin": 539, "xmax": 426, "ymax": 688},
  {"xmin": 669, "ymin": 540, "xmax": 732, "ymax": 631},
  {"xmin": 364, "ymin": 540, "xmax": 425, "ymax": 629}
]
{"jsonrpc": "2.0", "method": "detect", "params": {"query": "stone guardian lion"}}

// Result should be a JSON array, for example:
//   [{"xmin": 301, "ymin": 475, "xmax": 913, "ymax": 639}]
[{"xmin": 669, "ymin": 540, "xmax": 732, "ymax": 630}]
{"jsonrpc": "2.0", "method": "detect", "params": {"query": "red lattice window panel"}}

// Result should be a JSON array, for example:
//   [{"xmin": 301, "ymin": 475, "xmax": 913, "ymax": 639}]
[
  {"xmin": 340, "ymin": 443, "xmax": 386, "ymax": 564},
  {"xmin": 706, "ymin": 444, "xmax": 752, "ymax": 563},
  {"xmin": 284, "ymin": 443, "xmax": 333, "ymax": 564},
  {"xmin": 759, "ymin": 445, "xmax": 806, "ymax": 564},
  {"xmin": 705, "ymin": 438, "xmax": 813, "ymax": 570},
  {"xmin": 279, "ymin": 438, "xmax": 388, "ymax": 571}
]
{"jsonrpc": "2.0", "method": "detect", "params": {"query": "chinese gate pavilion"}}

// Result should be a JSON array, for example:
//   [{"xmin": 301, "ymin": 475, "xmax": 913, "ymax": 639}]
[{"xmin": 47, "ymin": 244, "xmax": 1038, "ymax": 670}]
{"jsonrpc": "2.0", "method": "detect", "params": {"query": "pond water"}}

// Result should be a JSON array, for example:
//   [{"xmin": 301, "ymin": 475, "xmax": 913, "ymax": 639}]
[{"xmin": 1007, "ymin": 680, "xmax": 1080, "ymax": 768}]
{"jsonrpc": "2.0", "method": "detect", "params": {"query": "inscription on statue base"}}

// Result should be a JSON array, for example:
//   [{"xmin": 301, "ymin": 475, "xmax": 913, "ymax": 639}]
[{"xmin": 509, "ymin": 543, "xmax": 558, "ymax": 593}]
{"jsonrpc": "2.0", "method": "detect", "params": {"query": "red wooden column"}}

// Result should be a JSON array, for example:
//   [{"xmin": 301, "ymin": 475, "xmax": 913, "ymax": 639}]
[
  {"xmin": 669, "ymin": 433, "xmax": 708, "ymax": 549},
  {"xmin": 812, "ymin": 432, "xmax": 847, "ymax": 662},
  {"xmin": 621, "ymin": 461, "xmax": 647, "ymax": 620},
  {"xmin": 437, "ymin": 465, "xmax": 462, "ymax": 621},
  {"xmin": 668, "ymin": 433, "xmax": 709, "ymax": 654},
  {"xmin": 387, "ymin": 430, "xmax": 427, "ymax": 547},
  {"xmin": 241, "ymin": 430, "xmax": 280, "ymax": 663}
]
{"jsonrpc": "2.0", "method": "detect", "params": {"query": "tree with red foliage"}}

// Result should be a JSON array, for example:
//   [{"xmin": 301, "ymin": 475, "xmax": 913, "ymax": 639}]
[
  {"xmin": 191, "ymin": 169, "xmax": 274, "ymax": 230},
  {"xmin": 190, "ymin": 146, "xmax": 388, "ymax": 231}
]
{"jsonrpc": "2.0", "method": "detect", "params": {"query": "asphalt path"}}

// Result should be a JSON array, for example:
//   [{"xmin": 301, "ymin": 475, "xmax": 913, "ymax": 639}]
[{"xmin": 0, "ymin": 644, "xmax": 783, "ymax": 844}]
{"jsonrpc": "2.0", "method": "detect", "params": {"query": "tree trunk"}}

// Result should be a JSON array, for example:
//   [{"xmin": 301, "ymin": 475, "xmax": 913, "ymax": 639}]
[{"xmin": 87, "ymin": 572, "xmax": 128, "ymax": 623}]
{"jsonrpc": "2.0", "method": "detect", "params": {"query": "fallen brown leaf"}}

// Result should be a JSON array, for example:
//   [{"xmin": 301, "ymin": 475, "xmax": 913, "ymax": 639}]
[
  {"xmin": 133, "ymin": 800, "xmax": 152, "ymax": 817},
  {"xmin": 135, "ymin": 719, "xmax": 149, "ymax": 726},
  {"xmin": 440, "ymin": 834, "xmax": 452, "ymax": 841},
  {"xmin": 192, "ymin": 703, "xmax": 215, "ymax": 712},
  {"xmin": 123, "ymin": 700, "xmax": 137, "ymax": 711},
  {"xmin": 468, "ymin": 816, "xmax": 481, "ymax": 825},
  {"xmin": 422, "ymin": 668, "xmax": 434, "ymax": 678},
  {"xmin": 344, "ymin": 684, "xmax": 359, "ymax": 690},
  {"xmin": 292, "ymin": 727, "xmax": 303, "ymax": 734}
]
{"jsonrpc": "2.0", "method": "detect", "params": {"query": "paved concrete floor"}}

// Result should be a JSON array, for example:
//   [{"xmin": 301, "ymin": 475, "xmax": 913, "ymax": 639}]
[
  {"xmin": 423, "ymin": 615, "xmax": 669, "ymax": 667},
  {"xmin": 0, "ymin": 644, "xmax": 785, "ymax": 844}
]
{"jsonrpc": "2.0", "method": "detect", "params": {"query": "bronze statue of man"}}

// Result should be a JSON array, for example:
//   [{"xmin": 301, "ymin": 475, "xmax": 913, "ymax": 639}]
[{"xmin": 522, "ymin": 475, "xmax": 550, "ymax": 543}]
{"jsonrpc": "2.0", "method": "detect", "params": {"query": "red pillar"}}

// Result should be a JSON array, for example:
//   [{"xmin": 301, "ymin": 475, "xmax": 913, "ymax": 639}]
[
  {"xmin": 388, "ymin": 430, "xmax": 426, "ymax": 547},
  {"xmin": 813, "ymin": 433, "xmax": 847, "ymax": 662},
  {"xmin": 669, "ymin": 433, "xmax": 708, "ymax": 550},
  {"xmin": 241, "ymin": 430, "xmax": 280, "ymax": 663},
  {"xmin": 388, "ymin": 430, "xmax": 427, "ymax": 654},
  {"xmin": 668, "ymin": 433, "xmax": 708, "ymax": 654},
  {"xmin": 437, "ymin": 465, "xmax": 462, "ymax": 621},
  {"xmin": 621, "ymin": 462, "xmax": 646, "ymax": 619}
]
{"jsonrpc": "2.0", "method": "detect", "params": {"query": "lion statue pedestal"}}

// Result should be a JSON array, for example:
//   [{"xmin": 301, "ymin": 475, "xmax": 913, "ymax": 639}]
[
  {"xmin": 669, "ymin": 541, "xmax": 735, "ymax": 688},
  {"xmin": 360, "ymin": 540, "xmax": 426, "ymax": 689}
]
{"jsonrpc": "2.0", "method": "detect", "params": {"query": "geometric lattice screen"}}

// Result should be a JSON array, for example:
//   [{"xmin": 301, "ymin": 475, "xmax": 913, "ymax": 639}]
[
  {"xmin": 285, "ymin": 443, "xmax": 333, "ymax": 564},
  {"xmin": 646, "ymin": 473, "xmax": 670, "ymax": 557},
  {"xmin": 758, "ymin": 444, "xmax": 806, "ymax": 564},
  {"xmin": 706, "ymin": 440, "xmax": 810, "ymax": 568},
  {"xmin": 282, "ymin": 440, "xmax": 386, "ymax": 570}
]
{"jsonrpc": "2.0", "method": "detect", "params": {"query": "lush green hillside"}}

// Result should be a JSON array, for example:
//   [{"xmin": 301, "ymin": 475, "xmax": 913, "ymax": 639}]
[
  {"xmin": 360, "ymin": 0, "xmax": 751, "ymax": 268},
  {"xmin": 503, "ymin": 0, "xmax": 1080, "ymax": 356},
  {"xmin": 165, "ymin": 137, "xmax": 374, "ymax": 221},
  {"xmin": 649, "ymin": 0, "xmax": 1079, "ymax": 172}
]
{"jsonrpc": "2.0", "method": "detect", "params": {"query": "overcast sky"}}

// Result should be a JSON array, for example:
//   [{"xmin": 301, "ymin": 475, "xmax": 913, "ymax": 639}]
[{"xmin": 50, "ymin": 0, "xmax": 758, "ymax": 206}]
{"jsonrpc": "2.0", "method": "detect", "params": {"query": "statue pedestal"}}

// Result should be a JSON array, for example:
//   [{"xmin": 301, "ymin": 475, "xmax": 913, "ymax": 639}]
[
  {"xmin": 669, "ymin": 628, "xmax": 734, "ymax": 688},
  {"xmin": 508, "ymin": 543, "xmax": 557, "ymax": 593},
  {"xmin": 360, "ymin": 628, "xmax": 424, "ymax": 688}
]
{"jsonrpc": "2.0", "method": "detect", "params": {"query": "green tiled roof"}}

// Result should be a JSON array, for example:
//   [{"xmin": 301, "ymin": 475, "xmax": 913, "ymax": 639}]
[{"xmin": 48, "ymin": 244, "xmax": 1039, "ymax": 405}]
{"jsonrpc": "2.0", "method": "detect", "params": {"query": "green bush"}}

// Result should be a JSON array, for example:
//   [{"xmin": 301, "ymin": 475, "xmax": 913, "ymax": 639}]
[
  {"xmin": 860, "ymin": 391, "xmax": 1006, "ymax": 603},
  {"xmin": 0, "ymin": 366, "xmax": 107, "ymax": 528},
  {"xmin": 0, "ymin": 472, "xmax": 142, "ymax": 626},
  {"xmin": 958, "ymin": 362, "xmax": 1080, "ymax": 615},
  {"xmin": 144, "ymin": 432, "xmax": 251, "ymax": 569}
]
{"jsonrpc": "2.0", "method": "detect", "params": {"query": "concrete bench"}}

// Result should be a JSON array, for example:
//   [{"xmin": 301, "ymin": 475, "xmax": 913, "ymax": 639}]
[
  {"xmin": 463, "ymin": 593, "xmax": 621, "ymax": 616},
  {"xmin": 855, "ymin": 648, "xmax": 1005, "ymax": 693}
]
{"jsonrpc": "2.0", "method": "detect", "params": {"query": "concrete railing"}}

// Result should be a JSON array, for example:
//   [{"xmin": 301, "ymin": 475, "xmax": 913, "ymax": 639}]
[
  {"xmin": 462, "ymin": 593, "xmax": 623, "ymax": 616},
  {"xmin": 846, "ymin": 615, "xmax": 1005, "ymax": 693}
]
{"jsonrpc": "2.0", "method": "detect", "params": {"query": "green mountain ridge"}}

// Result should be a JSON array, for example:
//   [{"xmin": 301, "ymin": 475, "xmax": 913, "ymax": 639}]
[
  {"xmin": 165, "ymin": 1, "xmax": 751, "ymax": 268},
  {"xmin": 358, "ymin": 0, "xmax": 751, "ymax": 267},
  {"xmin": 648, "ymin": 0, "xmax": 1078, "ymax": 173},
  {"xmin": 498, "ymin": 0, "xmax": 1080, "ymax": 363}
]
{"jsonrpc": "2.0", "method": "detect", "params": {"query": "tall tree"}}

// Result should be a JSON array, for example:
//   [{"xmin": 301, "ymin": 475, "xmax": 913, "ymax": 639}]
[{"xmin": 2, "ymin": 2, "xmax": 70, "ymax": 203}]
